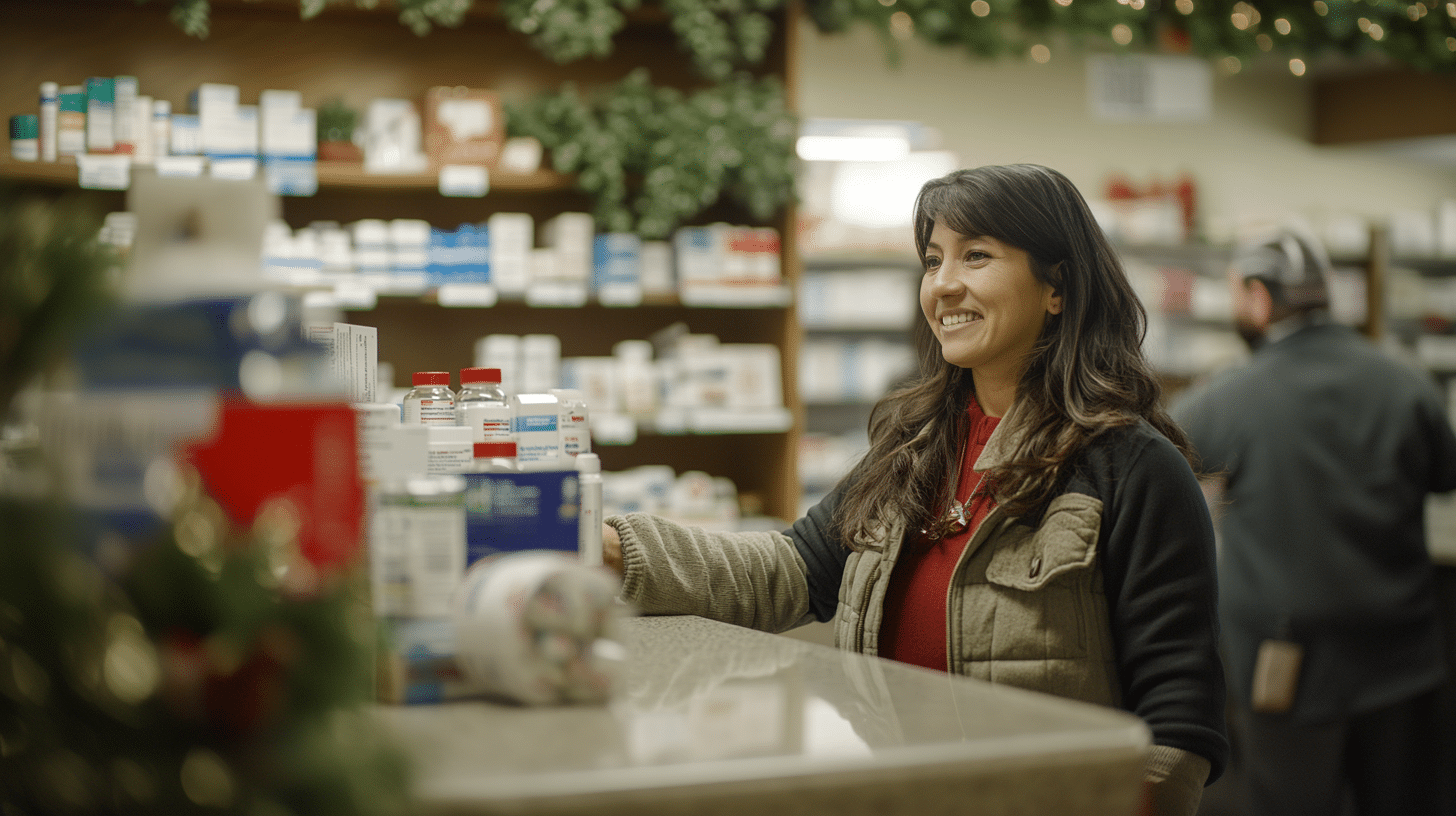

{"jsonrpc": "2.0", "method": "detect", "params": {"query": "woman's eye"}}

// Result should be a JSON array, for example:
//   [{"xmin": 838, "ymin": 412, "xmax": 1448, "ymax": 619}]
[
  {"xmin": 965, "ymin": 251, "xmax": 988, "ymax": 263},
  {"xmin": 924, "ymin": 257, "xmax": 942, "ymax": 273}
]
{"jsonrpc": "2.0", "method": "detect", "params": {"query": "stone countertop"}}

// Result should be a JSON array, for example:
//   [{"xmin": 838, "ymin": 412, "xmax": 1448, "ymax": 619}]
[{"xmin": 375, "ymin": 615, "xmax": 1150, "ymax": 816}]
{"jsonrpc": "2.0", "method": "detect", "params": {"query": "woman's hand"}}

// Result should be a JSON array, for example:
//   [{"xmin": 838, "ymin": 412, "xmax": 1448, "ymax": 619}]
[{"xmin": 603, "ymin": 522, "xmax": 623, "ymax": 575}]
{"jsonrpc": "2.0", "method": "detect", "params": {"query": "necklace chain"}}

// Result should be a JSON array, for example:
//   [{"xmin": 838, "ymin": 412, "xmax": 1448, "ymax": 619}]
[{"xmin": 921, "ymin": 469, "xmax": 989, "ymax": 541}]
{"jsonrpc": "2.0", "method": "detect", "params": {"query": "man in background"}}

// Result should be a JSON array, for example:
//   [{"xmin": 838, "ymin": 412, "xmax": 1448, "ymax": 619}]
[{"xmin": 1172, "ymin": 229, "xmax": 1456, "ymax": 815}]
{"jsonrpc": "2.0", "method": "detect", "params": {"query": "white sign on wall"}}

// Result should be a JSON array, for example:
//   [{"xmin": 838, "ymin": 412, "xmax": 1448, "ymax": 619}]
[{"xmin": 1087, "ymin": 55, "xmax": 1213, "ymax": 121}]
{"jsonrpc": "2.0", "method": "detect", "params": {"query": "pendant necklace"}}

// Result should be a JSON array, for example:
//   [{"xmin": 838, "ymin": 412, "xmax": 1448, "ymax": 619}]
[{"xmin": 921, "ymin": 435, "xmax": 989, "ymax": 540}]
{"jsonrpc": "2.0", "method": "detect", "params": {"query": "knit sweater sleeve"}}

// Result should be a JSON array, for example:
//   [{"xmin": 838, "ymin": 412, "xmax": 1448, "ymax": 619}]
[{"xmin": 609, "ymin": 512, "xmax": 815, "ymax": 634}]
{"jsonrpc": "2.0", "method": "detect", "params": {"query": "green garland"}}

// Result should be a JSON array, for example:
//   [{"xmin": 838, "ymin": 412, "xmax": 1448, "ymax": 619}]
[
  {"xmin": 166, "ymin": 0, "xmax": 1456, "ymax": 72},
  {"xmin": 809, "ymin": 0, "xmax": 1456, "ymax": 72},
  {"xmin": 505, "ymin": 69, "xmax": 797, "ymax": 238}
]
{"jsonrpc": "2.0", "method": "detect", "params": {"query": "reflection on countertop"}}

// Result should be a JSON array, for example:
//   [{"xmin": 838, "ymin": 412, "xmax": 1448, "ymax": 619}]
[{"xmin": 375, "ymin": 615, "xmax": 1149, "ymax": 816}]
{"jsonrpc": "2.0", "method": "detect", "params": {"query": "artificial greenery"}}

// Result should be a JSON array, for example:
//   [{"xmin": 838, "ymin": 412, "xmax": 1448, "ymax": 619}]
[
  {"xmin": 499, "ymin": 0, "xmax": 641, "ymax": 64},
  {"xmin": 506, "ymin": 68, "xmax": 797, "ymax": 238},
  {"xmin": 162, "ymin": 0, "xmax": 1456, "ymax": 74},
  {"xmin": 0, "ymin": 186, "xmax": 113, "ymax": 418},
  {"xmin": 316, "ymin": 97, "xmax": 360, "ymax": 144},
  {"xmin": 808, "ymin": 0, "xmax": 1456, "ymax": 73}
]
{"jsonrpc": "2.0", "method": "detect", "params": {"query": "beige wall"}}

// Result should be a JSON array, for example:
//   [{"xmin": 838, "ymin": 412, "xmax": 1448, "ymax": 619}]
[{"xmin": 795, "ymin": 21, "xmax": 1456, "ymax": 244}]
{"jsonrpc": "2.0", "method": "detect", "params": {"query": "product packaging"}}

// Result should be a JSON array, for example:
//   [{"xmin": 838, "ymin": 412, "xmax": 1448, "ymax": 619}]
[
  {"xmin": 462, "ymin": 467, "xmax": 580, "ymax": 562},
  {"xmin": 451, "ymin": 550, "xmax": 628, "ymax": 705},
  {"xmin": 423, "ymin": 85, "xmax": 505, "ymax": 168}
]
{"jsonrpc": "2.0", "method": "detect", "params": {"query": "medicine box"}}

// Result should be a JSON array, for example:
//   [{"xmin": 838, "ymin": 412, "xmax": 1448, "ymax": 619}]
[
  {"xmin": 462, "ymin": 469, "xmax": 580, "ymax": 563},
  {"xmin": 423, "ymin": 86, "xmax": 505, "ymax": 168}
]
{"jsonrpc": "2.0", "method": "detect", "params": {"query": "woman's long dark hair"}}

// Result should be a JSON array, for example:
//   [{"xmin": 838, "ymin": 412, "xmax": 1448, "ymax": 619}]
[{"xmin": 831, "ymin": 164, "xmax": 1193, "ymax": 549}]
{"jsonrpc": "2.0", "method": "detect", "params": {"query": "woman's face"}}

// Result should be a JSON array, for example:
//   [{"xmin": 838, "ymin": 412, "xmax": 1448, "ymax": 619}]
[{"xmin": 919, "ymin": 221, "xmax": 1062, "ymax": 377}]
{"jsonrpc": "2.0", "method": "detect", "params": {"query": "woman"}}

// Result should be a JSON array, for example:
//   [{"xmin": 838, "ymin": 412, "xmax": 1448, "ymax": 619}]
[{"xmin": 602, "ymin": 164, "xmax": 1227, "ymax": 814}]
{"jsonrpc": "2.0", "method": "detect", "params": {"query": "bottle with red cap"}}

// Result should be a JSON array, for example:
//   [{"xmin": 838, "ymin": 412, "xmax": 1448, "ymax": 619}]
[
  {"xmin": 456, "ymin": 367, "xmax": 512, "ymax": 443},
  {"xmin": 403, "ymin": 371, "xmax": 456, "ymax": 425},
  {"xmin": 471, "ymin": 441, "xmax": 518, "ymax": 473}
]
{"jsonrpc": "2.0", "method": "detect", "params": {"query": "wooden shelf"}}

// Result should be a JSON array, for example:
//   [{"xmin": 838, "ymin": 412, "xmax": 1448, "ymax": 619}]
[{"xmin": 0, "ymin": 155, "xmax": 572, "ymax": 193}]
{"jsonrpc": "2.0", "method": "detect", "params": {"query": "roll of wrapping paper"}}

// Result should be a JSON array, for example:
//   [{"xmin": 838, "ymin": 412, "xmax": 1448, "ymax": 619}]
[{"xmin": 452, "ymin": 550, "xmax": 630, "ymax": 705}]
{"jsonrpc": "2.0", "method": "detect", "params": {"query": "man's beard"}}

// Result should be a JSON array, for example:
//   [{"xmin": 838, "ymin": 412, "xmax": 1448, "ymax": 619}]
[{"xmin": 1235, "ymin": 317, "xmax": 1265, "ymax": 352}]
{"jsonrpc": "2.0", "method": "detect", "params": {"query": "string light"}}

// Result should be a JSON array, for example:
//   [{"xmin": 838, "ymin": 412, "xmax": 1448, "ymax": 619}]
[
  {"xmin": 890, "ymin": 10, "xmax": 914, "ymax": 38},
  {"xmin": 1368, "ymin": 22, "xmax": 1385, "ymax": 39},
  {"xmin": 1111, "ymin": 23, "xmax": 1134, "ymax": 44},
  {"xmin": 1448, "ymin": 35, "xmax": 1456, "ymax": 49},
  {"xmin": 1054, "ymin": 0, "xmax": 1073, "ymax": 6},
  {"xmin": 1314, "ymin": 0, "xmax": 1328, "ymax": 14},
  {"xmin": 1030, "ymin": 43, "xmax": 1052, "ymax": 62},
  {"xmin": 1257, "ymin": 33, "xmax": 1274, "ymax": 50},
  {"xmin": 1176, "ymin": 0, "xmax": 1195, "ymax": 12},
  {"xmin": 1220, "ymin": 55, "xmax": 1243, "ymax": 74},
  {"xmin": 1275, "ymin": 17, "xmax": 1291, "ymax": 34},
  {"xmin": 971, "ymin": 0, "xmax": 990, "ymax": 16},
  {"xmin": 1289, "ymin": 58, "xmax": 1307, "ymax": 75}
]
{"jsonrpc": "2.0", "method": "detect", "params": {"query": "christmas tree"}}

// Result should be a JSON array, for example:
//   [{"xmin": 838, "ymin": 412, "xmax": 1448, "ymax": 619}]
[{"xmin": 0, "ymin": 184, "xmax": 413, "ymax": 815}]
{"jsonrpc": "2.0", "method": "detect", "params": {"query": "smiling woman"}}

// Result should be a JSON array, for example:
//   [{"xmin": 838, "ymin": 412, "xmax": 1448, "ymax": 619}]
[
  {"xmin": 919, "ymin": 228, "xmax": 1062, "ymax": 417},
  {"xmin": 600, "ymin": 164, "xmax": 1228, "ymax": 816}
]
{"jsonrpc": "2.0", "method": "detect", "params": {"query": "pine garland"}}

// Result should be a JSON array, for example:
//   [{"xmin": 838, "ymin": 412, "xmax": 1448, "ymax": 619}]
[
  {"xmin": 167, "ymin": 0, "xmax": 1456, "ymax": 72},
  {"xmin": 505, "ymin": 69, "xmax": 797, "ymax": 238},
  {"xmin": 499, "ymin": 0, "xmax": 641, "ymax": 63}
]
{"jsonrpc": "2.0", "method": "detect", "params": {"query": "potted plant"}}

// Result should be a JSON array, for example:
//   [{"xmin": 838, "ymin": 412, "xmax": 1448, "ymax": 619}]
[{"xmin": 316, "ymin": 97, "xmax": 362, "ymax": 162}]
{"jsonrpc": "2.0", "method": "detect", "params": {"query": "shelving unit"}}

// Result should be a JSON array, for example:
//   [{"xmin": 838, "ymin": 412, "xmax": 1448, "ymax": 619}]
[
  {"xmin": 796, "ymin": 254, "xmax": 919, "ymax": 513},
  {"xmin": 0, "ymin": 0, "xmax": 804, "ymax": 522}
]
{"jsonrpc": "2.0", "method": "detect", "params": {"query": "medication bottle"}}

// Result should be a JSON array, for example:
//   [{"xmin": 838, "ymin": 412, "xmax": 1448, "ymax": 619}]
[
  {"xmin": 39, "ymin": 82, "xmax": 58, "ymax": 162},
  {"xmin": 576, "ymin": 452, "xmax": 603, "ymax": 566},
  {"xmin": 403, "ymin": 371, "xmax": 456, "ymax": 425},
  {"xmin": 549, "ymin": 388, "xmax": 591, "ymax": 457},
  {"xmin": 471, "ymin": 441, "xmax": 518, "ymax": 473},
  {"xmin": 369, "ymin": 475, "xmax": 467, "ymax": 618},
  {"xmin": 456, "ymin": 367, "xmax": 512, "ymax": 443},
  {"xmin": 9, "ymin": 116, "xmax": 38, "ymax": 162},
  {"xmin": 426, "ymin": 425, "xmax": 475, "ymax": 475}
]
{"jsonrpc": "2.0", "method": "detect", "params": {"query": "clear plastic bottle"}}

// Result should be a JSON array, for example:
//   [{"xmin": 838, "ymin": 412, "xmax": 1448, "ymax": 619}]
[
  {"xmin": 576, "ymin": 452, "xmax": 603, "ymax": 566},
  {"xmin": 549, "ymin": 388, "xmax": 591, "ymax": 458},
  {"xmin": 456, "ymin": 367, "xmax": 512, "ymax": 443},
  {"xmin": 403, "ymin": 371, "xmax": 456, "ymax": 425}
]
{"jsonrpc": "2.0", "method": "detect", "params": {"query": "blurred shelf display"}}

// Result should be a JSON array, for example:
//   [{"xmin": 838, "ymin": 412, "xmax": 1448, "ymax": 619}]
[{"xmin": 0, "ymin": 0, "xmax": 804, "ymax": 523}]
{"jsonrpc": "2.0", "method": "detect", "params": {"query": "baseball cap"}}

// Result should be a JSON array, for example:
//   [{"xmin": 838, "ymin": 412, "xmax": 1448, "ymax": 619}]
[{"xmin": 1231, "ymin": 230, "xmax": 1330, "ymax": 309}]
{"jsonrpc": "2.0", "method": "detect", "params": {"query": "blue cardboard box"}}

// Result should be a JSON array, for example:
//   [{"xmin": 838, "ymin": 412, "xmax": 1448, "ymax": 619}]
[{"xmin": 462, "ymin": 470, "xmax": 579, "ymax": 564}]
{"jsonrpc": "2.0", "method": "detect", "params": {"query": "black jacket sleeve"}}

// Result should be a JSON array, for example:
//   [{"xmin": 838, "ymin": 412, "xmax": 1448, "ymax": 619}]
[
  {"xmin": 1095, "ymin": 429, "xmax": 1230, "ymax": 783},
  {"xmin": 783, "ymin": 485, "xmax": 852, "ymax": 624}
]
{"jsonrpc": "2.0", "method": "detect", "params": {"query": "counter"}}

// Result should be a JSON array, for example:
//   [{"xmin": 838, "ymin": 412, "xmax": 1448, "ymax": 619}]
[{"xmin": 376, "ymin": 615, "xmax": 1150, "ymax": 815}]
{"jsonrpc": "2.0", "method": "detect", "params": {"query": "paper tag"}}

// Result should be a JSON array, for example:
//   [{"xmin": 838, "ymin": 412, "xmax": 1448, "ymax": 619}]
[
  {"xmin": 209, "ymin": 157, "xmax": 258, "ymax": 181},
  {"xmin": 76, "ymin": 153, "xmax": 131, "ymax": 190},
  {"xmin": 437, "ymin": 283, "xmax": 499, "ymax": 307},
  {"xmin": 439, "ymin": 164, "xmax": 488, "ymax": 197},
  {"xmin": 154, "ymin": 155, "xmax": 205, "ymax": 178},
  {"xmin": 333, "ymin": 279, "xmax": 378, "ymax": 310},
  {"xmin": 1251, "ymin": 639, "xmax": 1303, "ymax": 713}
]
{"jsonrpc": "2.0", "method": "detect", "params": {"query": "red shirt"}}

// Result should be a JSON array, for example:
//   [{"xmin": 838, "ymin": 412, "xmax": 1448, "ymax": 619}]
[{"xmin": 878, "ymin": 400, "xmax": 1001, "ymax": 672}]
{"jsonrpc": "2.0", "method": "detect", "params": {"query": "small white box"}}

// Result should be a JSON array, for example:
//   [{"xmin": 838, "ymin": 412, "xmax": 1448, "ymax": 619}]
[{"xmin": 487, "ymin": 212, "xmax": 534, "ymax": 296}]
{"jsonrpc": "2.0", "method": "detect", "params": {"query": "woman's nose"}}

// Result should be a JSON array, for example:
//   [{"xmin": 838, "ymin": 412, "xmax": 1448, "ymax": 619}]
[{"xmin": 927, "ymin": 266, "xmax": 963, "ymax": 297}]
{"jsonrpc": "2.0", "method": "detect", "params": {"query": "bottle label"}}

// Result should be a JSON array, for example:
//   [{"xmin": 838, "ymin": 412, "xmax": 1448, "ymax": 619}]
[
  {"xmin": 458, "ymin": 402, "xmax": 513, "ymax": 443},
  {"xmin": 427, "ymin": 445, "xmax": 474, "ymax": 475},
  {"xmin": 561, "ymin": 412, "xmax": 589, "ymax": 456},
  {"xmin": 405, "ymin": 397, "xmax": 456, "ymax": 425}
]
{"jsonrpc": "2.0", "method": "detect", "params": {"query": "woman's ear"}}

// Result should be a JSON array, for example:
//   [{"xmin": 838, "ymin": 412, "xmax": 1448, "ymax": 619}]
[{"xmin": 1046, "ymin": 263, "xmax": 1065, "ymax": 315}]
